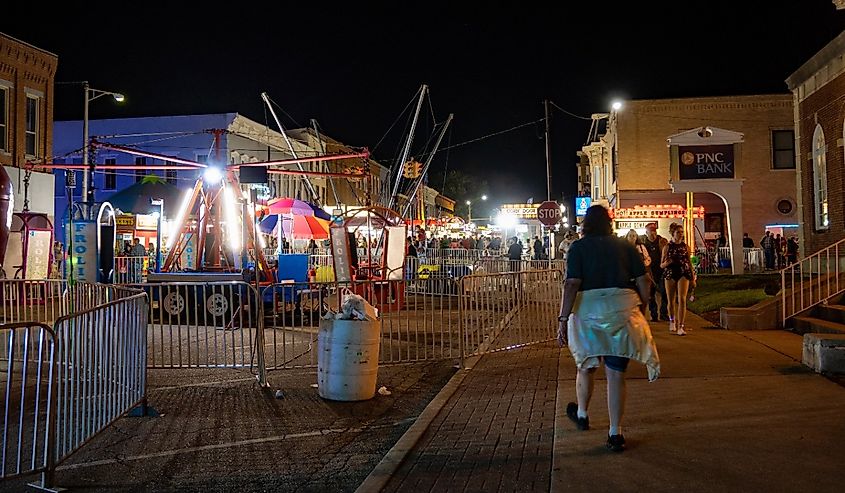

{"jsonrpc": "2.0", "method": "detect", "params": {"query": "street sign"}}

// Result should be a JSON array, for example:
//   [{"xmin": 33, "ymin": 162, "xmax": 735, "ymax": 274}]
[
  {"xmin": 575, "ymin": 196, "xmax": 591, "ymax": 217},
  {"xmin": 536, "ymin": 201, "xmax": 562, "ymax": 226}
]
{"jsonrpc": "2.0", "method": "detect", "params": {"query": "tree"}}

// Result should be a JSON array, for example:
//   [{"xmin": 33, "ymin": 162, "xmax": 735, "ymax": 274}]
[{"xmin": 430, "ymin": 169, "xmax": 489, "ymax": 219}]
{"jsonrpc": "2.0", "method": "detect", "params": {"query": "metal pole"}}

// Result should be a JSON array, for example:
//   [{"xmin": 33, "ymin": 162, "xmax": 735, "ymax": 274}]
[
  {"xmin": 388, "ymin": 85, "xmax": 428, "ymax": 211},
  {"xmin": 82, "ymin": 82, "xmax": 90, "ymax": 204},
  {"xmin": 155, "ymin": 201, "xmax": 163, "ymax": 273},
  {"xmin": 400, "ymin": 113, "xmax": 453, "ymax": 219},
  {"xmin": 544, "ymin": 99, "xmax": 551, "ymax": 201}
]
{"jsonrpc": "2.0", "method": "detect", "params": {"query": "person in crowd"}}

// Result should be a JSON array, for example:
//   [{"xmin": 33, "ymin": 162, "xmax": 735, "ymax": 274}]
[
  {"xmin": 488, "ymin": 235, "xmax": 502, "ymax": 253},
  {"xmin": 532, "ymin": 235, "xmax": 544, "ymax": 260},
  {"xmin": 716, "ymin": 233, "xmax": 727, "ymax": 248},
  {"xmin": 508, "ymin": 236, "xmax": 523, "ymax": 269},
  {"xmin": 642, "ymin": 223, "xmax": 669, "ymax": 322},
  {"xmin": 760, "ymin": 231, "xmax": 776, "ymax": 270},
  {"xmin": 558, "ymin": 205, "xmax": 659, "ymax": 453},
  {"xmin": 558, "ymin": 231, "xmax": 576, "ymax": 262},
  {"xmin": 407, "ymin": 237, "xmax": 418, "ymax": 257},
  {"xmin": 742, "ymin": 232, "xmax": 754, "ymax": 249},
  {"xmin": 625, "ymin": 229, "xmax": 651, "ymax": 269},
  {"xmin": 661, "ymin": 223, "xmax": 696, "ymax": 336},
  {"xmin": 786, "ymin": 236, "xmax": 799, "ymax": 265}
]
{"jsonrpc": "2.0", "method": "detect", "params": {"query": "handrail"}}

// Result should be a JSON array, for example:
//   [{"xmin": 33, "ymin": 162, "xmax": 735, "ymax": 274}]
[{"xmin": 781, "ymin": 236, "xmax": 845, "ymax": 325}]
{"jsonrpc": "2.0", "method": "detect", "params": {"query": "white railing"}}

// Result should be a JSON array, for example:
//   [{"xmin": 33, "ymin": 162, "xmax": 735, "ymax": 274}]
[
  {"xmin": 781, "ymin": 237, "xmax": 845, "ymax": 324},
  {"xmin": 114, "ymin": 256, "xmax": 151, "ymax": 284}
]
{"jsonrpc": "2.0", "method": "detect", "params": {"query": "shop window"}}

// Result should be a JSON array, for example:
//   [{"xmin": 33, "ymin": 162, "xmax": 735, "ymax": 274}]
[
  {"xmin": 0, "ymin": 86, "xmax": 7, "ymax": 152},
  {"xmin": 135, "ymin": 157, "xmax": 146, "ymax": 183}
]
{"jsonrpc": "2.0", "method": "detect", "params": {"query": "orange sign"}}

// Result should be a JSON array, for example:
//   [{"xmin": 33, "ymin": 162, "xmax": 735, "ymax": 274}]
[{"xmin": 612, "ymin": 204, "xmax": 704, "ymax": 219}]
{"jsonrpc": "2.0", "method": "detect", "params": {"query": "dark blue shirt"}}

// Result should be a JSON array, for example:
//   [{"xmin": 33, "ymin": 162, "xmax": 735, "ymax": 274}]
[{"xmin": 566, "ymin": 235, "xmax": 646, "ymax": 291}]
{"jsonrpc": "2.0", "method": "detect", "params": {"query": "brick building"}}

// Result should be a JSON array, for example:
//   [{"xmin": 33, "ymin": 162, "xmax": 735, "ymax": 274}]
[
  {"xmin": 0, "ymin": 32, "xmax": 57, "ymax": 219},
  {"xmin": 581, "ymin": 94, "xmax": 797, "ymax": 252},
  {"xmin": 786, "ymin": 29, "xmax": 845, "ymax": 255}
]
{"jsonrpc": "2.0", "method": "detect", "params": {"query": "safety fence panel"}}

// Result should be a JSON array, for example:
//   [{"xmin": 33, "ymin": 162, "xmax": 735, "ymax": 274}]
[
  {"xmin": 0, "ymin": 280, "xmax": 139, "ymax": 326},
  {"xmin": 129, "ymin": 282, "xmax": 262, "ymax": 369},
  {"xmin": 113, "ymin": 256, "xmax": 151, "ymax": 284},
  {"xmin": 471, "ymin": 258, "xmax": 566, "ymax": 275},
  {"xmin": 261, "ymin": 277, "xmax": 462, "ymax": 369},
  {"xmin": 52, "ymin": 292, "xmax": 148, "ymax": 465},
  {"xmin": 0, "ymin": 322, "xmax": 56, "ymax": 485},
  {"xmin": 460, "ymin": 270, "xmax": 562, "ymax": 357}
]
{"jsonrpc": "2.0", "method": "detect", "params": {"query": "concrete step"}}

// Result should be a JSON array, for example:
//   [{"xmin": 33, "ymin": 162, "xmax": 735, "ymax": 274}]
[
  {"xmin": 814, "ymin": 304, "xmax": 845, "ymax": 324},
  {"xmin": 803, "ymin": 332, "xmax": 845, "ymax": 374},
  {"xmin": 792, "ymin": 316, "xmax": 845, "ymax": 336}
]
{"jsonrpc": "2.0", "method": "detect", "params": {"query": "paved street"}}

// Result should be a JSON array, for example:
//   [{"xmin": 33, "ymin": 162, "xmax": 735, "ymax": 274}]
[{"xmin": 363, "ymin": 314, "xmax": 845, "ymax": 492}]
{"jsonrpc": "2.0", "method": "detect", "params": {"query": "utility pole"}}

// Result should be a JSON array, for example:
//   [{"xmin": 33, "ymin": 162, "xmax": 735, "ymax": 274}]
[{"xmin": 544, "ymin": 99, "xmax": 551, "ymax": 201}]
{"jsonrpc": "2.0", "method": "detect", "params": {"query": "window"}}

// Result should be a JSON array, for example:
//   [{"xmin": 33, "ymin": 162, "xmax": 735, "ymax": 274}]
[
  {"xmin": 771, "ymin": 130, "xmax": 795, "ymax": 169},
  {"xmin": 25, "ymin": 95, "xmax": 39, "ymax": 157},
  {"xmin": 105, "ymin": 158, "xmax": 116, "ymax": 190},
  {"xmin": 196, "ymin": 154, "xmax": 208, "ymax": 164},
  {"xmin": 0, "ymin": 86, "xmax": 7, "ymax": 152},
  {"xmin": 166, "ymin": 169, "xmax": 177, "ymax": 185},
  {"xmin": 812, "ymin": 125, "xmax": 829, "ymax": 230},
  {"xmin": 135, "ymin": 157, "xmax": 146, "ymax": 183}
]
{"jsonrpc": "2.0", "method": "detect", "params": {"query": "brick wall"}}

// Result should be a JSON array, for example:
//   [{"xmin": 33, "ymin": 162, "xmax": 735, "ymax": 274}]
[
  {"xmin": 796, "ymin": 71, "xmax": 845, "ymax": 254},
  {"xmin": 0, "ymin": 33, "xmax": 57, "ymax": 169},
  {"xmin": 615, "ymin": 95, "xmax": 796, "ymax": 239}
]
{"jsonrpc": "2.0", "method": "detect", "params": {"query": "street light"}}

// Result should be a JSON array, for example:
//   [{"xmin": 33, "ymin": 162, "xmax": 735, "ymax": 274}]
[
  {"xmin": 151, "ymin": 198, "xmax": 164, "ymax": 273},
  {"xmin": 466, "ymin": 195, "xmax": 488, "ymax": 222},
  {"xmin": 82, "ymin": 81, "xmax": 125, "ymax": 203}
]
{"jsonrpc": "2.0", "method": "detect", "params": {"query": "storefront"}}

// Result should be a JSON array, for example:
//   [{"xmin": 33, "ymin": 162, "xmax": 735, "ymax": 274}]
[{"xmin": 612, "ymin": 204, "xmax": 704, "ymax": 246}]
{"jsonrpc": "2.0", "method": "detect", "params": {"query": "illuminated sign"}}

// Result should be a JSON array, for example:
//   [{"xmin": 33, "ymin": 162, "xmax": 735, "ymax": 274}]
[
  {"xmin": 116, "ymin": 214, "xmax": 136, "ymax": 232},
  {"xmin": 500, "ymin": 204, "xmax": 539, "ymax": 219},
  {"xmin": 612, "ymin": 204, "xmax": 704, "ymax": 219},
  {"xmin": 679, "ymin": 144, "xmax": 735, "ymax": 180},
  {"xmin": 575, "ymin": 197, "xmax": 591, "ymax": 217}
]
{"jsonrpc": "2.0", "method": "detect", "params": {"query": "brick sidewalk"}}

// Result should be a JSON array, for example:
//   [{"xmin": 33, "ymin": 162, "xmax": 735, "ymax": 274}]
[{"xmin": 382, "ymin": 342, "xmax": 559, "ymax": 492}]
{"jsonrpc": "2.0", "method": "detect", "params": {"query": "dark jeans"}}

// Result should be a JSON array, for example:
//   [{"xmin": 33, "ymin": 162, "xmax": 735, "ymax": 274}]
[
  {"xmin": 764, "ymin": 248, "xmax": 775, "ymax": 269},
  {"xmin": 649, "ymin": 270, "xmax": 668, "ymax": 320}
]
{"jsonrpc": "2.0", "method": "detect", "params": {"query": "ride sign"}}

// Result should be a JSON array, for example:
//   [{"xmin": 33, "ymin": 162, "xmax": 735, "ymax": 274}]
[{"xmin": 536, "ymin": 201, "xmax": 562, "ymax": 226}]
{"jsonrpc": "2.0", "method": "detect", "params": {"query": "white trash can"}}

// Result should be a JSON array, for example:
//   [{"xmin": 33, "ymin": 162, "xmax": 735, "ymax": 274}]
[{"xmin": 317, "ymin": 319, "xmax": 381, "ymax": 401}]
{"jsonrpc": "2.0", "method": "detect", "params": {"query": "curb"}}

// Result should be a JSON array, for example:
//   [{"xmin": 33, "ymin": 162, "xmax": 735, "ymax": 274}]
[
  {"xmin": 355, "ymin": 354, "xmax": 482, "ymax": 493},
  {"xmin": 550, "ymin": 347, "xmax": 567, "ymax": 493}
]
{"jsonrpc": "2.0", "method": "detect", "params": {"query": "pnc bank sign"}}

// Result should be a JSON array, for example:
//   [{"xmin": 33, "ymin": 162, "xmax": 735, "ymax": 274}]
[{"xmin": 679, "ymin": 144, "xmax": 735, "ymax": 180}]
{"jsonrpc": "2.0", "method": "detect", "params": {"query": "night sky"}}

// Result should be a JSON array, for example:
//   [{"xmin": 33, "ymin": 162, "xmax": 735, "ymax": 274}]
[{"xmin": 3, "ymin": 3, "xmax": 844, "ymax": 217}]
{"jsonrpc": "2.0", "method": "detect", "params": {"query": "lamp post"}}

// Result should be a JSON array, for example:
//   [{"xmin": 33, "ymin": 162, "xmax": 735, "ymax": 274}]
[
  {"xmin": 82, "ymin": 81, "xmax": 125, "ymax": 204},
  {"xmin": 151, "ymin": 198, "xmax": 164, "ymax": 273}
]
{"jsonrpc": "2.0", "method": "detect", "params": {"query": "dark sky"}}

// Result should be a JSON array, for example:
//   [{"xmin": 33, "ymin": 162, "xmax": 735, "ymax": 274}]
[{"xmin": 3, "ymin": 2, "xmax": 844, "ymax": 216}]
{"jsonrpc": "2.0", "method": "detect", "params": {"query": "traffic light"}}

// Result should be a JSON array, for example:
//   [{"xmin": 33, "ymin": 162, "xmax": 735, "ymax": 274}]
[{"xmin": 403, "ymin": 160, "xmax": 422, "ymax": 179}]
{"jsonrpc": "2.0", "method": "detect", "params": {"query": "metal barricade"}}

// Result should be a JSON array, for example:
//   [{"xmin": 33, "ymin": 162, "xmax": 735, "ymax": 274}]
[
  {"xmin": 261, "ymin": 278, "xmax": 462, "ymax": 369},
  {"xmin": 459, "ymin": 270, "xmax": 562, "ymax": 359},
  {"xmin": 114, "ymin": 256, "xmax": 150, "ymax": 284},
  {"xmin": 132, "ymin": 282, "xmax": 263, "ymax": 370},
  {"xmin": 0, "ymin": 322, "xmax": 57, "ymax": 486},
  {"xmin": 0, "ymin": 280, "xmax": 139, "ymax": 326},
  {"xmin": 52, "ymin": 292, "xmax": 148, "ymax": 468}
]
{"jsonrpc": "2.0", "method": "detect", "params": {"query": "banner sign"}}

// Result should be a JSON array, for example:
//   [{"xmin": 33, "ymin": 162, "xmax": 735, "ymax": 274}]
[
  {"xmin": 575, "ymin": 197, "xmax": 591, "ymax": 217},
  {"xmin": 69, "ymin": 221, "xmax": 98, "ymax": 282},
  {"xmin": 613, "ymin": 205, "xmax": 705, "ymax": 219},
  {"xmin": 679, "ymin": 144, "xmax": 735, "ymax": 180},
  {"xmin": 179, "ymin": 233, "xmax": 196, "ymax": 270},
  {"xmin": 500, "ymin": 204, "xmax": 539, "ymax": 219},
  {"xmin": 24, "ymin": 230, "xmax": 52, "ymax": 279},
  {"xmin": 116, "ymin": 214, "xmax": 136, "ymax": 232}
]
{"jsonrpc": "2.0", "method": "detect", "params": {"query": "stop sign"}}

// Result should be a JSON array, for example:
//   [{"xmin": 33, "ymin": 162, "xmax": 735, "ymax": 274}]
[{"xmin": 536, "ymin": 201, "xmax": 562, "ymax": 226}]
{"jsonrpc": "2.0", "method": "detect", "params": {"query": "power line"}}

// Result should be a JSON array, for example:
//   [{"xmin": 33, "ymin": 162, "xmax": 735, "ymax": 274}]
[
  {"xmin": 439, "ymin": 119, "xmax": 544, "ymax": 151},
  {"xmin": 548, "ymin": 101, "xmax": 592, "ymax": 120}
]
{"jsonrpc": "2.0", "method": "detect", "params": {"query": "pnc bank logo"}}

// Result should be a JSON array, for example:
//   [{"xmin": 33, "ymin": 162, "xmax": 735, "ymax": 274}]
[{"xmin": 681, "ymin": 150, "xmax": 732, "ymax": 174}]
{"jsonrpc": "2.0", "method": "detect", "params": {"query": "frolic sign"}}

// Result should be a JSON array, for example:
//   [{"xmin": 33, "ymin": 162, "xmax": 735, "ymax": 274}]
[
  {"xmin": 679, "ymin": 144, "xmax": 735, "ymax": 180},
  {"xmin": 69, "ymin": 221, "xmax": 98, "ymax": 282}
]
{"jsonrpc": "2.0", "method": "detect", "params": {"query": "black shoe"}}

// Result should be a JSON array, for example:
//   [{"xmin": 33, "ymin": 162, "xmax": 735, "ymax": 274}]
[
  {"xmin": 660, "ymin": 315, "xmax": 670, "ymax": 322},
  {"xmin": 566, "ymin": 402, "xmax": 589, "ymax": 430},
  {"xmin": 650, "ymin": 316, "xmax": 659, "ymax": 323},
  {"xmin": 607, "ymin": 434, "xmax": 626, "ymax": 452}
]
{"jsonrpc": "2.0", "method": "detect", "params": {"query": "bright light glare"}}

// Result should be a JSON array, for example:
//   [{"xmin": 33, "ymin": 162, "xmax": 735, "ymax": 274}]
[
  {"xmin": 612, "ymin": 100, "xmax": 623, "ymax": 111},
  {"xmin": 481, "ymin": 195, "xmax": 487, "ymax": 201},
  {"xmin": 495, "ymin": 213, "xmax": 518, "ymax": 229},
  {"xmin": 223, "ymin": 184, "xmax": 241, "ymax": 252},
  {"xmin": 151, "ymin": 211, "xmax": 160, "ymax": 219},
  {"xmin": 167, "ymin": 188, "xmax": 194, "ymax": 250},
  {"xmin": 113, "ymin": 93, "xmax": 126, "ymax": 102},
  {"xmin": 466, "ymin": 200, "xmax": 471, "ymax": 205},
  {"xmin": 204, "ymin": 167, "xmax": 223, "ymax": 183}
]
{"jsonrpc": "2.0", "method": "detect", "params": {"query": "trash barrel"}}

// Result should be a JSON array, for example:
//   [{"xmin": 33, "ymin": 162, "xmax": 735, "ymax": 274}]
[{"xmin": 317, "ymin": 319, "xmax": 381, "ymax": 401}]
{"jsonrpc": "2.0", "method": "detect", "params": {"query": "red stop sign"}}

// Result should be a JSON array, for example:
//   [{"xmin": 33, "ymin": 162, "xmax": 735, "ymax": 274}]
[{"xmin": 536, "ymin": 201, "xmax": 562, "ymax": 226}]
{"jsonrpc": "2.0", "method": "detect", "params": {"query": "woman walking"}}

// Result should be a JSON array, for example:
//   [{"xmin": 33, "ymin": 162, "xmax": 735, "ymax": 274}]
[
  {"xmin": 558, "ymin": 206, "xmax": 660, "ymax": 452},
  {"xmin": 624, "ymin": 229, "xmax": 651, "ymax": 271},
  {"xmin": 660, "ymin": 223, "xmax": 696, "ymax": 336}
]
